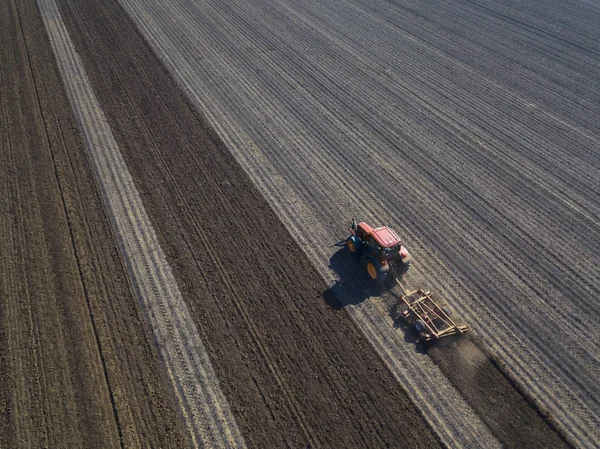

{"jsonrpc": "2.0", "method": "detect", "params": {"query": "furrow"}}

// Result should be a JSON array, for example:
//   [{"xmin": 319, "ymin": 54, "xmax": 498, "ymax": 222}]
[
  {"xmin": 37, "ymin": 1, "xmax": 246, "ymax": 447},
  {"xmin": 116, "ymin": 0, "xmax": 502, "ymax": 447}
]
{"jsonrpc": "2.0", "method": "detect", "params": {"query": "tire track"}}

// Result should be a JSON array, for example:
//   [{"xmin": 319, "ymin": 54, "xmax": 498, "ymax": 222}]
[{"xmin": 37, "ymin": 0, "xmax": 245, "ymax": 447}]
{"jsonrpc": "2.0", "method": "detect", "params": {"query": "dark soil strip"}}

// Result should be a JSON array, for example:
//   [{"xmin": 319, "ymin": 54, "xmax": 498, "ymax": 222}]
[
  {"xmin": 54, "ymin": 0, "xmax": 444, "ymax": 447},
  {"xmin": 0, "ymin": 0, "xmax": 192, "ymax": 446},
  {"xmin": 1, "ymin": 0, "xmax": 117, "ymax": 445},
  {"xmin": 427, "ymin": 336, "xmax": 572, "ymax": 449}
]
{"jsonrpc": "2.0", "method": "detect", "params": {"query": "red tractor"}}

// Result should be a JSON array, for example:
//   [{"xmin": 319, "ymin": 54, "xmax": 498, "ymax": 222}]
[{"xmin": 346, "ymin": 219, "xmax": 412, "ymax": 286}]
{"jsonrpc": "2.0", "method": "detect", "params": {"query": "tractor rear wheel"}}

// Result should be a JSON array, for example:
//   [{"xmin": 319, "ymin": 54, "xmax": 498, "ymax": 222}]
[
  {"xmin": 364, "ymin": 256, "xmax": 389, "ymax": 285},
  {"xmin": 346, "ymin": 235, "xmax": 362, "ymax": 256}
]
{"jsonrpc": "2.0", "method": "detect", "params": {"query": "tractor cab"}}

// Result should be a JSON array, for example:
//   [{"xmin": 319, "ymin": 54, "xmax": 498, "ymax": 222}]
[{"xmin": 353, "ymin": 221, "xmax": 403, "ymax": 260}]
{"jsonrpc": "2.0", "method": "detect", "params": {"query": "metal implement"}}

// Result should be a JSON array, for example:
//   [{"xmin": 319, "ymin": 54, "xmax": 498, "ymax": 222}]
[{"xmin": 399, "ymin": 289, "xmax": 469, "ymax": 341}]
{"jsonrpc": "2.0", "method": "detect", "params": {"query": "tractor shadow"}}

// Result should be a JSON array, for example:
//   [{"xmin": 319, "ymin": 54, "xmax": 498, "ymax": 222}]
[
  {"xmin": 324, "ymin": 241, "xmax": 428, "ymax": 353},
  {"xmin": 324, "ymin": 243, "xmax": 384, "ymax": 309}
]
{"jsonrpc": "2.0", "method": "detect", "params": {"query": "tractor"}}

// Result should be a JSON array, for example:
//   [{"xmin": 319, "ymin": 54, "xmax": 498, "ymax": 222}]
[{"xmin": 346, "ymin": 219, "xmax": 412, "ymax": 286}]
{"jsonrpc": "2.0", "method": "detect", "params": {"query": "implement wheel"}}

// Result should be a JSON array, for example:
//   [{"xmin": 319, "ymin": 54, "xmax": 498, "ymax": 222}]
[{"xmin": 414, "ymin": 320, "xmax": 427, "ymax": 333}]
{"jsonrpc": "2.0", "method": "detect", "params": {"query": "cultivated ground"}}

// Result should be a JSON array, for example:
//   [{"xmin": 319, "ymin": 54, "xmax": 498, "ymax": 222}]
[
  {"xmin": 1, "ymin": 0, "xmax": 597, "ymax": 448},
  {"xmin": 0, "ymin": 1, "xmax": 189, "ymax": 446}
]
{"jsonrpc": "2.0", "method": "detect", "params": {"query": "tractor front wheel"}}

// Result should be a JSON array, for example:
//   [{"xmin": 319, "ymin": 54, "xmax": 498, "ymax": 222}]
[
  {"xmin": 346, "ymin": 235, "xmax": 362, "ymax": 256},
  {"xmin": 396, "ymin": 260, "xmax": 411, "ymax": 276}
]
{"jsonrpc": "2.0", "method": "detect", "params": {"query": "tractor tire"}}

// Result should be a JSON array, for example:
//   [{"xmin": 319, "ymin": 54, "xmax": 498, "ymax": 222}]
[
  {"xmin": 346, "ymin": 235, "xmax": 362, "ymax": 256},
  {"xmin": 364, "ymin": 256, "xmax": 389, "ymax": 285}
]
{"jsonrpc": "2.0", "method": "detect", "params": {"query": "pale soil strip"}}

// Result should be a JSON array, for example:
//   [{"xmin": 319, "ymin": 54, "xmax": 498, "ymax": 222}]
[
  {"xmin": 278, "ymin": 0, "xmax": 600, "ymax": 421},
  {"xmin": 116, "ymin": 0, "xmax": 501, "ymax": 447},
  {"xmin": 36, "ymin": 1, "xmax": 246, "ymax": 447}
]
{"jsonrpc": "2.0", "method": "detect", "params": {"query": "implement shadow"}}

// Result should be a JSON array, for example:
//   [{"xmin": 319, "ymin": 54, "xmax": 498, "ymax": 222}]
[{"xmin": 387, "ymin": 299, "xmax": 429, "ymax": 354}]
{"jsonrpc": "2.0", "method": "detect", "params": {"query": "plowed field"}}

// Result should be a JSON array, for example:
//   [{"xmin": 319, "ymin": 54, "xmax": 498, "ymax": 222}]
[{"xmin": 1, "ymin": 0, "xmax": 597, "ymax": 448}]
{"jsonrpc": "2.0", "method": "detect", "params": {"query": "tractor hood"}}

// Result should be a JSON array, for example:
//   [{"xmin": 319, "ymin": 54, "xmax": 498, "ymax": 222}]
[{"xmin": 371, "ymin": 226, "xmax": 401, "ymax": 248}]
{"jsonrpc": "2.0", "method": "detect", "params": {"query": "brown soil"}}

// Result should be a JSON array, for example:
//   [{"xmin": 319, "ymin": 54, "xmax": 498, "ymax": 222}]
[
  {"xmin": 0, "ymin": 0, "xmax": 191, "ymax": 446},
  {"xmin": 428, "ymin": 336, "xmax": 572, "ymax": 448},
  {"xmin": 0, "ymin": 0, "xmax": 574, "ymax": 447},
  {"xmin": 51, "ymin": 0, "xmax": 444, "ymax": 447}
]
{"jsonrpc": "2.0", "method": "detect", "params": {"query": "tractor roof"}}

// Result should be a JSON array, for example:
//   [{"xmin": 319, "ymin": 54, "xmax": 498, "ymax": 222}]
[{"xmin": 371, "ymin": 226, "xmax": 401, "ymax": 248}]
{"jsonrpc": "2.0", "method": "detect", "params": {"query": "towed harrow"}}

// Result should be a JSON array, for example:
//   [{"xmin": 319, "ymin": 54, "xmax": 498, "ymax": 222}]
[{"xmin": 398, "ymin": 289, "xmax": 469, "ymax": 342}]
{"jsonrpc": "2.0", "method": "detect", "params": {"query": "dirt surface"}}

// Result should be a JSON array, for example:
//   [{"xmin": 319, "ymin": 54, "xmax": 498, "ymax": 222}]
[
  {"xmin": 50, "ymin": 0, "xmax": 447, "ymax": 447},
  {"xmin": 105, "ymin": 0, "xmax": 599, "ymax": 446},
  {"xmin": 0, "ymin": 0, "xmax": 191, "ymax": 447},
  {"xmin": 427, "ymin": 337, "xmax": 570, "ymax": 449},
  {"xmin": 52, "ymin": 0, "xmax": 576, "ymax": 447},
  {"xmin": 1, "ymin": 0, "xmax": 592, "ymax": 447},
  {"xmin": 340, "ymin": 261, "xmax": 572, "ymax": 449}
]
